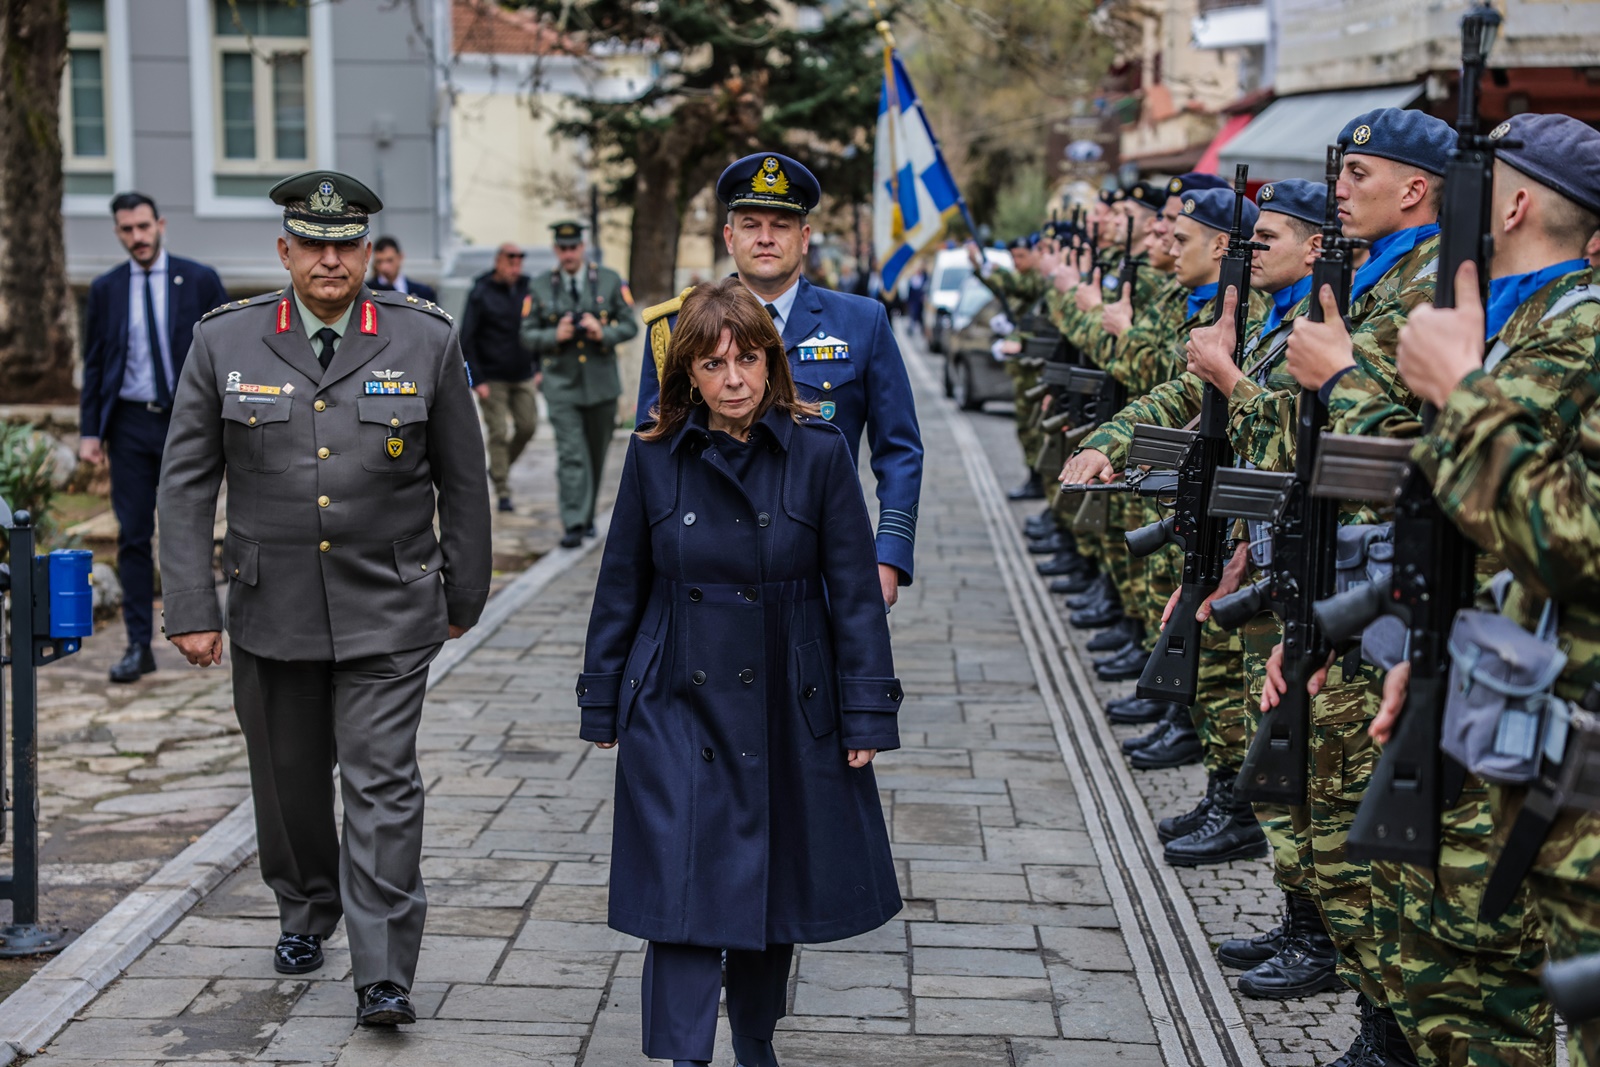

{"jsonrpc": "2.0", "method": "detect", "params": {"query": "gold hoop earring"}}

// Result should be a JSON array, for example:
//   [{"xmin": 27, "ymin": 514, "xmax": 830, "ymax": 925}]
[{"xmin": 689, "ymin": 385, "xmax": 703, "ymax": 405}]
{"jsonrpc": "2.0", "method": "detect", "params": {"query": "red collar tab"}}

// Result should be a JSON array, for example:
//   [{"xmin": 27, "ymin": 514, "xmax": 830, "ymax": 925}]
[
  {"xmin": 360, "ymin": 300, "xmax": 378, "ymax": 335},
  {"xmin": 275, "ymin": 298, "xmax": 291, "ymax": 334}
]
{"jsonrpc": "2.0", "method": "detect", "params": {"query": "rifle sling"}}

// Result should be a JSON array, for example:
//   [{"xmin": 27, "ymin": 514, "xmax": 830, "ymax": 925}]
[{"xmin": 1479, "ymin": 779, "xmax": 1560, "ymax": 923}]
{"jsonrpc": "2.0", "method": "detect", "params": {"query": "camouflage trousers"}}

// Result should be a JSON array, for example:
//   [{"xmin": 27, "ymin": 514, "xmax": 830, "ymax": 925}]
[
  {"xmin": 1288, "ymin": 659, "xmax": 1385, "ymax": 1004},
  {"xmin": 1496, "ymin": 794, "xmax": 1600, "ymax": 1066},
  {"xmin": 1011, "ymin": 361, "xmax": 1043, "ymax": 464},
  {"xmin": 1239, "ymin": 609, "xmax": 1309, "ymax": 896},
  {"xmin": 1370, "ymin": 781, "xmax": 1553, "ymax": 1067},
  {"xmin": 1190, "ymin": 618, "xmax": 1247, "ymax": 777}
]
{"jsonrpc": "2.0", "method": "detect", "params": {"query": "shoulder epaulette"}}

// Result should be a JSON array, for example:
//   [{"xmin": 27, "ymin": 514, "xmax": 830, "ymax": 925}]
[
  {"xmin": 370, "ymin": 288, "xmax": 454, "ymax": 324},
  {"xmin": 201, "ymin": 289, "xmax": 284, "ymax": 321},
  {"xmin": 643, "ymin": 287, "xmax": 695, "ymax": 326}
]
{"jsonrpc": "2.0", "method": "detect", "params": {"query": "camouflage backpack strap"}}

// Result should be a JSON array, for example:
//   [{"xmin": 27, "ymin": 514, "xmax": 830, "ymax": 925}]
[{"xmin": 642, "ymin": 286, "xmax": 696, "ymax": 383}]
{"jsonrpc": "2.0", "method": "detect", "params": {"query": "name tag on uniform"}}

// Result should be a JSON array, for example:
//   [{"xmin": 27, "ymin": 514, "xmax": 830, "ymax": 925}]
[
  {"xmin": 797, "ymin": 333, "xmax": 850, "ymax": 361},
  {"xmin": 238, "ymin": 395, "xmax": 278, "ymax": 404},
  {"xmin": 364, "ymin": 380, "xmax": 419, "ymax": 395}
]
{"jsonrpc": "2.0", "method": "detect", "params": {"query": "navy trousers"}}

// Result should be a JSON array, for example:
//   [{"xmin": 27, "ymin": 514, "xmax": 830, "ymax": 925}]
[
  {"xmin": 640, "ymin": 941, "xmax": 793, "ymax": 1062},
  {"xmin": 107, "ymin": 402, "xmax": 170, "ymax": 646}
]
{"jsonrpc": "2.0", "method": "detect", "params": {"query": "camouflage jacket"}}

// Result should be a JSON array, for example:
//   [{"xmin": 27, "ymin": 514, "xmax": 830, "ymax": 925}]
[
  {"xmin": 1225, "ymin": 293, "xmax": 1310, "ymax": 472},
  {"xmin": 1101, "ymin": 274, "xmax": 1187, "ymax": 395},
  {"xmin": 1078, "ymin": 287, "xmax": 1268, "ymax": 467},
  {"xmin": 977, "ymin": 265, "xmax": 1051, "ymax": 317},
  {"xmin": 1323, "ymin": 235, "xmax": 1442, "ymax": 434},
  {"xmin": 1416, "ymin": 372, "xmax": 1600, "ymax": 695}
]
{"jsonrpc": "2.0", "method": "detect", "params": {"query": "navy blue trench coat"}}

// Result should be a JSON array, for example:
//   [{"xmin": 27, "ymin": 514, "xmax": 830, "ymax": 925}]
[{"xmin": 577, "ymin": 405, "xmax": 903, "ymax": 951}]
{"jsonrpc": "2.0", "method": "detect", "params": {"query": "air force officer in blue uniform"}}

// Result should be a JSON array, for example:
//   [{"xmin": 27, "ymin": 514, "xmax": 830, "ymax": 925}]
[{"xmin": 637, "ymin": 153, "xmax": 923, "ymax": 604}]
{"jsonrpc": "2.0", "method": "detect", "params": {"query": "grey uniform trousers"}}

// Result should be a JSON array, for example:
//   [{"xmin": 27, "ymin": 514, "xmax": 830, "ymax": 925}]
[
  {"xmin": 546, "ymin": 398, "xmax": 615, "ymax": 530},
  {"xmin": 230, "ymin": 641, "xmax": 440, "ymax": 990}
]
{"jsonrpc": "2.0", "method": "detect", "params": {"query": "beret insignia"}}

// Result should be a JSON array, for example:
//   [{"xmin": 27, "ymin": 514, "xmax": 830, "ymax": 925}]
[
  {"xmin": 1352, "ymin": 124, "xmax": 1372, "ymax": 146},
  {"xmin": 1260, "ymin": 184, "xmax": 1275, "ymax": 201},
  {"xmin": 1168, "ymin": 177, "xmax": 1183, "ymax": 194},
  {"xmin": 1132, "ymin": 186, "xmax": 1144, "ymax": 199},
  {"xmin": 1183, "ymin": 198, "xmax": 1197, "ymax": 214},
  {"xmin": 1489, "ymin": 121, "xmax": 1511, "ymax": 140}
]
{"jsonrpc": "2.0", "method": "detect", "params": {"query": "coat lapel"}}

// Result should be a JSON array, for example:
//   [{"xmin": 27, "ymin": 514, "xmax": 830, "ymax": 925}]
[
  {"xmin": 262, "ymin": 294, "xmax": 328, "ymax": 385},
  {"xmin": 319, "ymin": 289, "xmax": 391, "ymax": 391},
  {"xmin": 780, "ymin": 277, "xmax": 823, "ymax": 356}
]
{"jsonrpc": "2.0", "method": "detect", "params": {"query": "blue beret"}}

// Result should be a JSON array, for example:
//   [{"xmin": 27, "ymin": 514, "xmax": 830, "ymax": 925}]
[
  {"xmin": 1255, "ymin": 179, "xmax": 1328, "ymax": 228},
  {"xmin": 1180, "ymin": 187, "xmax": 1259, "ymax": 235},
  {"xmin": 1337, "ymin": 108, "xmax": 1454, "ymax": 176},
  {"xmin": 1166, "ymin": 172, "xmax": 1230, "ymax": 197},
  {"xmin": 1491, "ymin": 113, "xmax": 1600, "ymax": 219},
  {"xmin": 1126, "ymin": 181, "xmax": 1169, "ymax": 212},
  {"xmin": 716, "ymin": 152, "xmax": 821, "ymax": 215}
]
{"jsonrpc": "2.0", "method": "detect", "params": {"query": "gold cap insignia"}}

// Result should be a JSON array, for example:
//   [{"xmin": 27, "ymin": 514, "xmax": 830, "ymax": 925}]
[
  {"xmin": 308, "ymin": 180, "xmax": 346, "ymax": 216},
  {"xmin": 1489, "ymin": 121, "xmax": 1511, "ymax": 140},
  {"xmin": 1183, "ymin": 198, "xmax": 1197, "ymax": 214},
  {"xmin": 1261, "ymin": 184, "xmax": 1275, "ymax": 201},
  {"xmin": 755, "ymin": 157, "xmax": 790, "ymax": 196},
  {"xmin": 1352, "ymin": 124, "xmax": 1372, "ymax": 146},
  {"xmin": 1168, "ymin": 177, "xmax": 1183, "ymax": 194},
  {"xmin": 1133, "ymin": 186, "xmax": 1144, "ymax": 199}
]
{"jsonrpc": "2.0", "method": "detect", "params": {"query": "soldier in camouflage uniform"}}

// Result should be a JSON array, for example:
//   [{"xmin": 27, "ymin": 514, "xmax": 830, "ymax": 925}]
[{"xmin": 969, "ymin": 236, "xmax": 1053, "ymax": 498}]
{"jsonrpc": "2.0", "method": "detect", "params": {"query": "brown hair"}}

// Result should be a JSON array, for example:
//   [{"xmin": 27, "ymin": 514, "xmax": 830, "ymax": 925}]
[{"xmin": 640, "ymin": 276, "xmax": 818, "ymax": 441}]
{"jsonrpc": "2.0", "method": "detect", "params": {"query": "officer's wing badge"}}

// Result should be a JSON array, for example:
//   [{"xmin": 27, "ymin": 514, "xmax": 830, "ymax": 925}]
[
  {"xmin": 372, "ymin": 369, "xmax": 405, "ymax": 380},
  {"xmin": 756, "ymin": 157, "xmax": 791, "ymax": 196}
]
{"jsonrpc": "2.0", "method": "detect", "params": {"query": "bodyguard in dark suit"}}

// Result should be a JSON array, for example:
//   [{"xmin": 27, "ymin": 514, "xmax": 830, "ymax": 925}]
[
  {"xmin": 368, "ymin": 235, "xmax": 437, "ymax": 302},
  {"xmin": 638, "ymin": 153, "xmax": 923, "ymax": 605},
  {"xmin": 79, "ymin": 192, "xmax": 227, "ymax": 683},
  {"xmin": 157, "ymin": 172, "xmax": 491, "ymax": 1028},
  {"xmin": 582, "ymin": 279, "xmax": 901, "ymax": 1067}
]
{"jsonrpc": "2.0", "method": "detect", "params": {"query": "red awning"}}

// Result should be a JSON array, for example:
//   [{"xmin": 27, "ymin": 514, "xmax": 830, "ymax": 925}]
[{"xmin": 1195, "ymin": 113, "xmax": 1253, "ymax": 175}]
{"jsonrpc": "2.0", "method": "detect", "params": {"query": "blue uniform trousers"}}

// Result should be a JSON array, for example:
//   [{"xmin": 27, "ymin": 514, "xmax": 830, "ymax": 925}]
[
  {"xmin": 107, "ymin": 401, "xmax": 170, "ymax": 646},
  {"xmin": 641, "ymin": 941, "xmax": 792, "ymax": 1062}
]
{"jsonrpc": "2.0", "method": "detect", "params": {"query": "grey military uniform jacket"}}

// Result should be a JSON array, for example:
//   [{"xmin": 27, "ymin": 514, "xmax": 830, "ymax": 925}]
[{"xmin": 157, "ymin": 287, "xmax": 492, "ymax": 662}]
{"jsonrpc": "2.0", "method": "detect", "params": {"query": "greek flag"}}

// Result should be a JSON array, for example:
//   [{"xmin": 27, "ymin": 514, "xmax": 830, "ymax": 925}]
[{"xmin": 874, "ymin": 49, "xmax": 973, "ymax": 291}]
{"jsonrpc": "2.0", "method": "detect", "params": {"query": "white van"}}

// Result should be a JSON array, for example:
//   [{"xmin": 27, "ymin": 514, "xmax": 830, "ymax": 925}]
[{"xmin": 923, "ymin": 245, "xmax": 1011, "ymax": 353}]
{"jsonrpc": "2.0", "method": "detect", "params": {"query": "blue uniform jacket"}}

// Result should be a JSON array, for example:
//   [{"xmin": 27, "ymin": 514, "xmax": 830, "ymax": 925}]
[
  {"xmin": 578, "ymin": 405, "xmax": 903, "ymax": 949},
  {"xmin": 637, "ymin": 276, "xmax": 924, "ymax": 583}
]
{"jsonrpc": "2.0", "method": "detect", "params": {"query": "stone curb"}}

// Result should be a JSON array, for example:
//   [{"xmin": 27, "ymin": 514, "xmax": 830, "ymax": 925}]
[{"xmin": 0, "ymin": 512, "xmax": 613, "ymax": 1064}]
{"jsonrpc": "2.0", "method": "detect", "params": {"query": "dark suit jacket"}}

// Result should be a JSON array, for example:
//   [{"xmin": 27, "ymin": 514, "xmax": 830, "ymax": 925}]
[
  {"xmin": 370, "ymin": 275, "xmax": 438, "ymax": 303},
  {"xmin": 80, "ymin": 255, "xmax": 228, "ymax": 440}
]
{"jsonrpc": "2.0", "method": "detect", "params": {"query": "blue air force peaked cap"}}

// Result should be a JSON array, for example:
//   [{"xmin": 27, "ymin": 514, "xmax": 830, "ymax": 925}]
[
  {"xmin": 717, "ymin": 152, "xmax": 821, "ymax": 215},
  {"xmin": 1180, "ymin": 187, "xmax": 1259, "ymax": 235},
  {"xmin": 1490, "ymin": 113, "xmax": 1600, "ymax": 219},
  {"xmin": 1337, "ymin": 108, "xmax": 1454, "ymax": 176},
  {"xmin": 1255, "ymin": 179, "xmax": 1329, "ymax": 228},
  {"xmin": 1166, "ymin": 172, "xmax": 1230, "ymax": 198}
]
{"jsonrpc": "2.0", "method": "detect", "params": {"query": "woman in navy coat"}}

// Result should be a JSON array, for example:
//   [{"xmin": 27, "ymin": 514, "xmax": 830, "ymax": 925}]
[{"xmin": 578, "ymin": 278, "xmax": 903, "ymax": 1066}]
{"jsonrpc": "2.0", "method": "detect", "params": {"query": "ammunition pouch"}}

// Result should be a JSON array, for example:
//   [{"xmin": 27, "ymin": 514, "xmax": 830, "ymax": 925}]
[
  {"xmin": 1441, "ymin": 604, "xmax": 1568, "ymax": 786},
  {"xmin": 1329, "ymin": 523, "xmax": 1407, "ymax": 669}
]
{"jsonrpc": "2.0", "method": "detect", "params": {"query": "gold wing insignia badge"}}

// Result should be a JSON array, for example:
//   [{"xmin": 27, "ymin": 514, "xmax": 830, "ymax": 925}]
[{"xmin": 755, "ymin": 157, "xmax": 790, "ymax": 196}]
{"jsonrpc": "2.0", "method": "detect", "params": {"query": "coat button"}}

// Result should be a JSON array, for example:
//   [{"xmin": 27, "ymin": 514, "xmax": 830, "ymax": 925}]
[
  {"xmin": 757, "ymin": 513, "xmax": 770, "ymax": 527},
  {"xmin": 684, "ymin": 512, "xmax": 696, "ymax": 526},
  {"xmin": 314, "ymin": 399, "xmax": 326, "ymax": 412},
  {"xmin": 576, "ymin": 683, "xmax": 588, "ymax": 696},
  {"xmin": 691, "ymin": 670, "xmax": 706, "ymax": 685},
  {"xmin": 803, "ymin": 685, "xmax": 817, "ymax": 698},
  {"xmin": 248, "ymin": 415, "xmax": 257, "ymax": 425},
  {"xmin": 823, "ymin": 381, "xmax": 832, "ymax": 390},
  {"xmin": 317, "ymin": 447, "xmax": 330, "ymax": 459},
  {"xmin": 390, "ymin": 417, "xmax": 401, "ymax": 427},
  {"xmin": 889, "ymin": 688, "xmax": 903, "ymax": 702},
  {"xmin": 739, "ymin": 669, "xmax": 754, "ymax": 683},
  {"xmin": 317, "ymin": 495, "xmax": 330, "ymax": 507},
  {"xmin": 689, "ymin": 587, "xmax": 702, "ymax": 602},
  {"xmin": 319, "ymin": 540, "xmax": 331, "ymax": 552},
  {"xmin": 742, "ymin": 587, "xmax": 758, "ymax": 602},
  {"xmin": 630, "ymin": 678, "xmax": 638, "ymax": 688},
  {"xmin": 701, "ymin": 747, "xmax": 715, "ymax": 762}
]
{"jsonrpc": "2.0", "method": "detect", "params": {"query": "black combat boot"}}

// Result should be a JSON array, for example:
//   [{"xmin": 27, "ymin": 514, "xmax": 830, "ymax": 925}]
[
  {"xmin": 1107, "ymin": 698, "xmax": 1178, "ymax": 725},
  {"xmin": 1087, "ymin": 616, "xmax": 1141, "ymax": 653},
  {"xmin": 1024, "ymin": 509, "xmax": 1056, "ymax": 539},
  {"xmin": 1037, "ymin": 551, "xmax": 1093, "ymax": 577},
  {"xmin": 1236, "ymin": 892, "xmax": 1342, "ymax": 999},
  {"xmin": 1093, "ymin": 642, "xmax": 1147, "ymax": 676},
  {"xmin": 1218, "ymin": 890, "xmax": 1303, "ymax": 969},
  {"xmin": 1049, "ymin": 570, "xmax": 1100, "ymax": 595},
  {"xmin": 1323, "ymin": 995, "xmax": 1392, "ymax": 1067},
  {"xmin": 1009, "ymin": 472, "xmax": 1045, "ymax": 500},
  {"xmin": 1028, "ymin": 531, "xmax": 1069, "ymax": 555},
  {"xmin": 1157, "ymin": 773, "xmax": 1225, "ymax": 844},
  {"xmin": 1120, "ymin": 707, "xmax": 1183, "ymax": 754},
  {"xmin": 1369, "ymin": 1000, "xmax": 1421, "ymax": 1066},
  {"xmin": 1128, "ymin": 715, "xmax": 1201, "ymax": 768},
  {"xmin": 1163, "ymin": 776, "xmax": 1269, "ymax": 865},
  {"xmin": 1066, "ymin": 574, "xmax": 1114, "ymax": 610}
]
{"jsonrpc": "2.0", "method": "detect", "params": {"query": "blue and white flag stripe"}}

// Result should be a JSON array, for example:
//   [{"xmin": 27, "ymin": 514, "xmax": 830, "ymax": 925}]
[{"xmin": 874, "ymin": 51, "xmax": 971, "ymax": 292}]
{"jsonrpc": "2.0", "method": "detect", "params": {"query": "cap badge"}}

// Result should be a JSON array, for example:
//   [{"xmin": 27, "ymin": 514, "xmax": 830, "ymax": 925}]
[
  {"xmin": 1261, "ymin": 184, "xmax": 1275, "ymax": 201},
  {"xmin": 1183, "ymin": 198, "xmax": 1197, "ymax": 214},
  {"xmin": 1168, "ymin": 177, "xmax": 1183, "ymax": 193},
  {"xmin": 308, "ymin": 180, "xmax": 346, "ymax": 216},
  {"xmin": 1352, "ymin": 124, "xmax": 1372, "ymax": 146},
  {"xmin": 1133, "ymin": 187, "xmax": 1144, "ymax": 199},
  {"xmin": 1489, "ymin": 121, "xmax": 1511, "ymax": 140},
  {"xmin": 755, "ymin": 157, "xmax": 790, "ymax": 196}
]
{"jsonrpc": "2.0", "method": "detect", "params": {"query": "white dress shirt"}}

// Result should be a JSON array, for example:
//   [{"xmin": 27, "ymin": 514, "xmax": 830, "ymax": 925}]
[{"xmin": 120, "ymin": 250, "xmax": 173, "ymax": 404}]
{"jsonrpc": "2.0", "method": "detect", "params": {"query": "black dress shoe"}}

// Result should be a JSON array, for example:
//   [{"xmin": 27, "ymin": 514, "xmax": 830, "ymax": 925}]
[
  {"xmin": 358, "ymin": 981, "xmax": 417, "ymax": 1026},
  {"xmin": 1024, "ymin": 512, "xmax": 1057, "ymax": 539},
  {"xmin": 1027, "ymin": 532, "xmax": 1067, "ymax": 555},
  {"xmin": 1036, "ymin": 552, "xmax": 1093, "ymax": 577},
  {"xmin": 1129, "ymin": 718, "xmax": 1202, "ymax": 768},
  {"xmin": 497, "ymin": 496, "xmax": 515, "ymax": 513},
  {"xmin": 1093, "ymin": 644, "xmax": 1147, "ymax": 676},
  {"xmin": 1008, "ymin": 473, "xmax": 1045, "ymax": 500},
  {"xmin": 1065, "ymin": 574, "xmax": 1114, "ymax": 610},
  {"xmin": 1164, "ymin": 779, "xmax": 1268, "ymax": 866},
  {"xmin": 1092, "ymin": 640, "xmax": 1139, "ymax": 669},
  {"xmin": 1121, "ymin": 715, "xmax": 1180, "ymax": 755},
  {"xmin": 1107, "ymin": 697, "xmax": 1176, "ymax": 726},
  {"xmin": 1049, "ymin": 570, "xmax": 1099, "ymax": 596},
  {"xmin": 1236, "ymin": 897, "xmax": 1342, "ymax": 1000},
  {"xmin": 1158, "ymin": 774, "xmax": 1223, "ymax": 843},
  {"xmin": 109, "ymin": 644, "xmax": 156, "ymax": 684},
  {"xmin": 1087, "ymin": 617, "xmax": 1140, "ymax": 653},
  {"xmin": 273, "ymin": 933, "xmax": 323, "ymax": 975},
  {"xmin": 1218, "ymin": 890, "xmax": 1306, "ymax": 970},
  {"xmin": 584, "ymin": 523, "xmax": 597, "ymax": 537},
  {"xmin": 732, "ymin": 1033, "xmax": 779, "ymax": 1067},
  {"xmin": 559, "ymin": 526, "xmax": 584, "ymax": 549},
  {"xmin": 1072, "ymin": 601, "xmax": 1126, "ymax": 630}
]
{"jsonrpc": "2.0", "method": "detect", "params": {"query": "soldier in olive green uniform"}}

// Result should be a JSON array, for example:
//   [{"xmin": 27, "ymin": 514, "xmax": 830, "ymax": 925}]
[
  {"xmin": 157, "ymin": 172, "xmax": 492, "ymax": 1028},
  {"xmin": 519, "ymin": 221, "xmax": 639, "ymax": 547}
]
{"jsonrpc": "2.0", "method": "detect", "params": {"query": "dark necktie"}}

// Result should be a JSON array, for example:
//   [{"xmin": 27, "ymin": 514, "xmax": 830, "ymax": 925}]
[
  {"xmin": 144, "ymin": 268, "xmax": 171, "ymax": 409},
  {"xmin": 765, "ymin": 303, "xmax": 778, "ymax": 319},
  {"xmin": 570, "ymin": 277, "xmax": 581, "ymax": 307},
  {"xmin": 313, "ymin": 327, "xmax": 338, "ymax": 370}
]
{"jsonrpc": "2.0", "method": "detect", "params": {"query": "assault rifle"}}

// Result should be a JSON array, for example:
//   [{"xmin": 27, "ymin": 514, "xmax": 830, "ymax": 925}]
[
  {"xmin": 1310, "ymin": 3, "xmax": 1505, "ymax": 866},
  {"xmin": 1126, "ymin": 164, "xmax": 1264, "ymax": 705},
  {"xmin": 1205, "ymin": 146, "xmax": 1365, "ymax": 805},
  {"xmin": 1543, "ymin": 952, "xmax": 1600, "ymax": 1026}
]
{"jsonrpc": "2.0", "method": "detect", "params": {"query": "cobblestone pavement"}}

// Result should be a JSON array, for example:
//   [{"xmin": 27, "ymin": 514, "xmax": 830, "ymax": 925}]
[{"xmin": 1, "ymin": 416, "xmax": 620, "ymax": 1001}]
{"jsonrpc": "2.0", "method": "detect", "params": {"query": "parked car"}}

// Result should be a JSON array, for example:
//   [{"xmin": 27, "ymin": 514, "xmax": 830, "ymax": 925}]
[
  {"xmin": 924, "ymin": 246, "xmax": 1011, "ymax": 354},
  {"xmin": 941, "ymin": 275, "xmax": 1016, "ymax": 411}
]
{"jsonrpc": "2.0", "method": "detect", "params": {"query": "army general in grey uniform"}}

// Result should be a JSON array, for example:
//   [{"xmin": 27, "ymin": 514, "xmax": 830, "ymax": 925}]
[{"xmin": 156, "ymin": 171, "xmax": 491, "ymax": 1027}]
